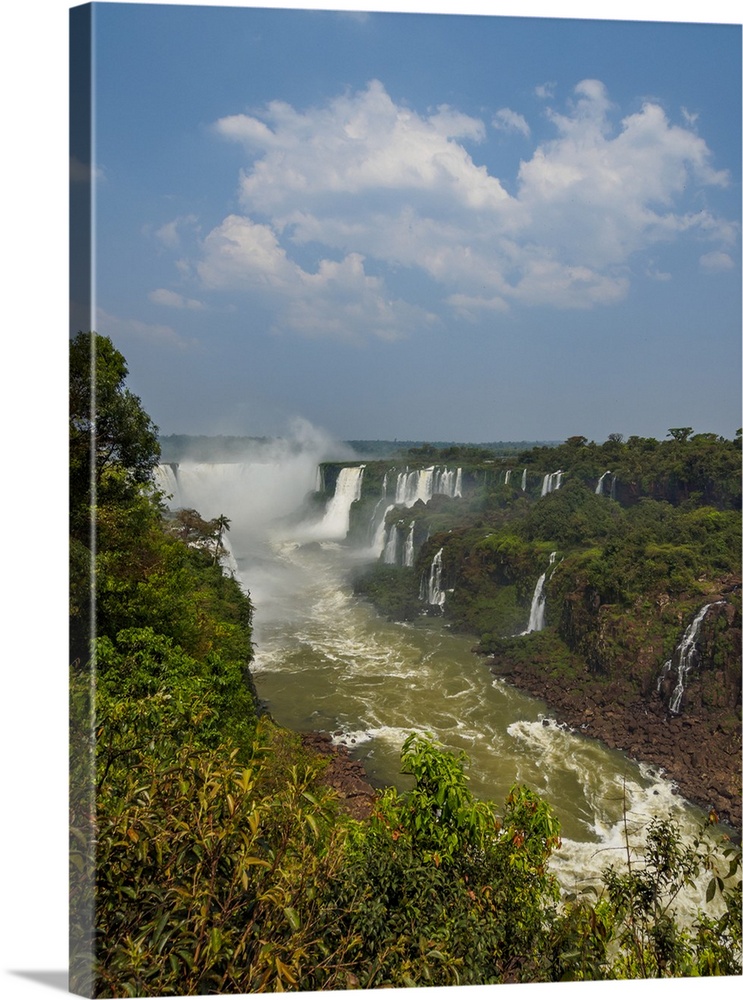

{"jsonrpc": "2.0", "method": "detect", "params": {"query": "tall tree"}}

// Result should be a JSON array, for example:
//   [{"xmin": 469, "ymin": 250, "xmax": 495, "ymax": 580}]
[
  {"xmin": 70, "ymin": 331, "xmax": 161, "ymax": 662},
  {"xmin": 212, "ymin": 513, "xmax": 232, "ymax": 566},
  {"xmin": 70, "ymin": 331, "xmax": 160, "ymax": 538}
]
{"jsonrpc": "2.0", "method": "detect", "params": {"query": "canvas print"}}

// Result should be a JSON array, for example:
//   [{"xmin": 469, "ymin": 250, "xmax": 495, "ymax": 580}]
[{"xmin": 69, "ymin": 2, "xmax": 742, "ymax": 996}]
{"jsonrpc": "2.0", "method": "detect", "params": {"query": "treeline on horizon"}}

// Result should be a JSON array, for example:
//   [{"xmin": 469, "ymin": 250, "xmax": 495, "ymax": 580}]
[
  {"xmin": 71, "ymin": 332, "xmax": 741, "ymax": 997},
  {"xmin": 158, "ymin": 433, "xmax": 560, "ymax": 463},
  {"xmin": 160, "ymin": 431, "xmax": 741, "ymax": 469}
]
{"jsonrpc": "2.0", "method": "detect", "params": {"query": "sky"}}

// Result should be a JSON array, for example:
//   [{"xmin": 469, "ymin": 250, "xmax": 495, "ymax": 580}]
[
  {"xmin": 2, "ymin": 4, "xmax": 741, "ymax": 998},
  {"xmin": 72, "ymin": 2, "xmax": 742, "ymax": 445}
]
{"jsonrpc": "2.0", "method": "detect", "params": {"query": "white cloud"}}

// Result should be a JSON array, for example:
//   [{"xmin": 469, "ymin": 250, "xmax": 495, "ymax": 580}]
[
  {"xmin": 492, "ymin": 108, "xmax": 530, "ymax": 137},
  {"xmin": 180, "ymin": 79, "xmax": 736, "ymax": 336},
  {"xmin": 149, "ymin": 288, "xmax": 205, "ymax": 310},
  {"xmin": 216, "ymin": 80, "xmax": 505, "ymax": 215},
  {"xmin": 699, "ymin": 250, "xmax": 735, "ymax": 272},
  {"xmin": 514, "ymin": 81, "xmax": 731, "ymax": 269},
  {"xmin": 197, "ymin": 214, "xmax": 432, "ymax": 342},
  {"xmin": 154, "ymin": 215, "xmax": 200, "ymax": 250},
  {"xmin": 535, "ymin": 82, "xmax": 556, "ymax": 100}
]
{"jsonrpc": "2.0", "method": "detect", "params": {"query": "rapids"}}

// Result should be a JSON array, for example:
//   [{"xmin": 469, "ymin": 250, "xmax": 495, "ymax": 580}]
[{"xmin": 155, "ymin": 455, "xmax": 723, "ymax": 916}]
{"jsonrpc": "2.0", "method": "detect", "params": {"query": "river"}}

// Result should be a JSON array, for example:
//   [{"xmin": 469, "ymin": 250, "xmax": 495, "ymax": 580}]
[{"xmin": 155, "ymin": 453, "xmax": 718, "ymax": 916}]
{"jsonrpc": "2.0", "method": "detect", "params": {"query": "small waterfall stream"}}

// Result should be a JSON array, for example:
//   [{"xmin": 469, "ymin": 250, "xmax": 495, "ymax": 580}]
[
  {"xmin": 421, "ymin": 547, "xmax": 447, "ymax": 606},
  {"xmin": 522, "ymin": 551, "xmax": 558, "ymax": 634},
  {"xmin": 541, "ymin": 471, "xmax": 563, "ymax": 496},
  {"xmin": 660, "ymin": 602, "xmax": 725, "ymax": 714},
  {"xmin": 595, "ymin": 470, "xmax": 612, "ymax": 495},
  {"xmin": 402, "ymin": 521, "xmax": 416, "ymax": 568}
]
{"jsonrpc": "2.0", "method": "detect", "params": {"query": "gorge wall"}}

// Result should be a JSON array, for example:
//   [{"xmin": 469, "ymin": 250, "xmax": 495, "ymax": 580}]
[{"xmin": 315, "ymin": 439, "xmax": 742, "ymax": 831}]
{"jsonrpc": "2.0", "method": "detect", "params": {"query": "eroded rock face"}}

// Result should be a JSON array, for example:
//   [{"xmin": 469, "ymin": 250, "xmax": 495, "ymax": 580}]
[
  {"xmin": 301, "ymin": 732, "xmax": 377, "ymax": 820},
  {"xmin": 492, "ymin": 640, "xmax": 741, "ymax": 832}
]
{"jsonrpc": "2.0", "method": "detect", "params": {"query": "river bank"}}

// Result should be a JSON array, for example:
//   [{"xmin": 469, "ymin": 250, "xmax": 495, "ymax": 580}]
[
  {"xmin": 300, "ymin": 731, "xmax": 377, "ymax": 819},
  {"xmin": 486, "ymin": 653, "xmax": 741, "ymax": 833}
]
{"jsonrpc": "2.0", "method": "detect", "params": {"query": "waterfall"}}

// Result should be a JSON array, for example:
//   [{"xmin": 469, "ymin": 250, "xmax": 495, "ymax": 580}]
[
  {"xmin": 368, "ymin": 473, "xmax": 390, "ymax": 547},
  {"xmin": 372, "ymin": 464, "xmax": 462, "ymax": 559},
  {"xmin": 403, "ymin": 521, "xmax": 416, "ymax": 567},
  {"xmin": 521, "ymin": 468, "xmax": 527, "ymax": 491},
  {"xmin": 394, "ymin": 465, "xmax": 461, "ymax": 506},
  {"xmin": 382, "ymin": 522, "xmax": 399, "ymax": 565},
  {"xmin": 662, "ymin": 602, "xmax": 724, "ymax": 714},
  {"xmin": 541, "ymin": 471, "xmax": 563, "ymax": 496},
  {"xmin": 372, "ymin": 504, "xmax": 395, "ymax": 556},
  {"xmin": 504, "ymin": 470, "xmax": 512, "ymax": 485},
  {"xmin": 218, "ymin": 531, "xmax": 240, "ymax": 577},
  {"xmin": 522, "ymin": 552, "xmax": 557, "ymax": 634},
  {"xmin": 595, "ymin": 470, "xmax": 612, "ymax": 495},
  {"xmin": 423, "ymin": 548, "xmax": 446, "ymax": 606},
  {"xmin": 154, "ymin": 463, "xmax": 181, "ymax": 504},
  {"xmin": 318, "ymin": 465, "xmax": 365, "ymax": 539}
]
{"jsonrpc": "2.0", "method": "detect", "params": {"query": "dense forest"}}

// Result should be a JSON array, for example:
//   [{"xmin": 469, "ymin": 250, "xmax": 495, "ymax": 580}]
[
  {"xmin": 347, "ymin": 428, "xmax": 742, "ymax": 830},
  {"xmin": 70, "ymin": 332, "xmax": 741, "ymax": 996}
]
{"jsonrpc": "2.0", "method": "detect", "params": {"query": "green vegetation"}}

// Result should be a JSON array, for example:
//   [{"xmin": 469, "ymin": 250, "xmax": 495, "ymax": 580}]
[
  {"xmin": 351, "ymin": 440, "xmax": 741, "ymax": 687},
  {"xmin": 71, "ymin": 333, "xmax": 741, "ymax": 994}
]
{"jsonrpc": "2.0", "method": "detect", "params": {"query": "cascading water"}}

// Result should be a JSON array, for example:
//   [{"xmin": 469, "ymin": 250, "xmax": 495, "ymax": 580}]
[
  {"xmin": 370, "ymin": 465, "xmax": 462, "ymax": 557},
  {"xmin": 318, "ymin": 466, "xmax": 365, "ymax": 539},
  {"xmin": 541, "ymin": 471, "xmax": 563, "ymax": 496},
  {"xmin": 403, "ymin": 521, "xmax": 416, "ymax": 568},
  {"xmin": 382, "ymin": 522, "xmax": 399, "ymax": 565},
  {"xmin": 422, "ymin": 547, "xmax": 447, "ymax": 606},
  {"xmin": 595, "ymin": 471, "xmax": 612, "ymax": 495},
  {"xmin": 661, "ymin": 602, "xmax": 725, "ymax": 714},
  {"xmin": 504, "ymin": 470, "xmax": 512, "ymax": 485},
  {"xmin": 521, "ymin": 468, "xmax": 527, "ymax": 491},
  {"xmin": 372, "ymin": 504, "xmax": 395, "ymax": 556},
  {"xmin": 161, "ymin": 450, "xmax": 722, "ymax": 923},
  {"xmin": 218, "ymin": 531, "xmax": 240, "ymax": 577},
  {"xmin": 153, "ymin": 463, "xmax": 181, "ymax": 504},
  {"xmin": 368, "ymin": 474, "xmax": 389, "ymax": 547},
  {"xmin": 394, "ymin": 465, "xmax": 462, "ymax": 506},
  {"xmin": 522, "ymin": 552, "xmax": 558, "ymax": 634}
]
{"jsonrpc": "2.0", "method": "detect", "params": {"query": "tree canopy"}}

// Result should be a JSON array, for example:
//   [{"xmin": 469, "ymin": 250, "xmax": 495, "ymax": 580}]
[{"xmin": 70, "ymin": 331, "xmax": 160, "ymax": 537}]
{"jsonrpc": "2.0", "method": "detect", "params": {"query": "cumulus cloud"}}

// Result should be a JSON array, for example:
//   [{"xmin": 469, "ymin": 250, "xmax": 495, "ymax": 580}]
[
  {"xmin": 154, "ymin": 215, "xmax": 200, "ymax": 250},
  {"xmin": 149, "ymin": 288, "xmax": 205, "ymax": 310},
  {"xmin": 215, "ymin": 80, "xmax": 502, "ymax": 215},
  {"xmin": 493, "ymin": 108, "xmax": 530, "ymax": 137},
  {"xmin": 179, "ymin": 78, "xmax": 735, "ymax": 337},
  {"xmin": 197, "ymin": 214, "xmax": 432, "ymax": 342}
]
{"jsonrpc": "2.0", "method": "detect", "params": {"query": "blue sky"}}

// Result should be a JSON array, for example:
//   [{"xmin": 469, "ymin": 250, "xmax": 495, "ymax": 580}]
[{"xmin": 73, "ymin": 2, "xmax": 741, "ymax": 443}]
